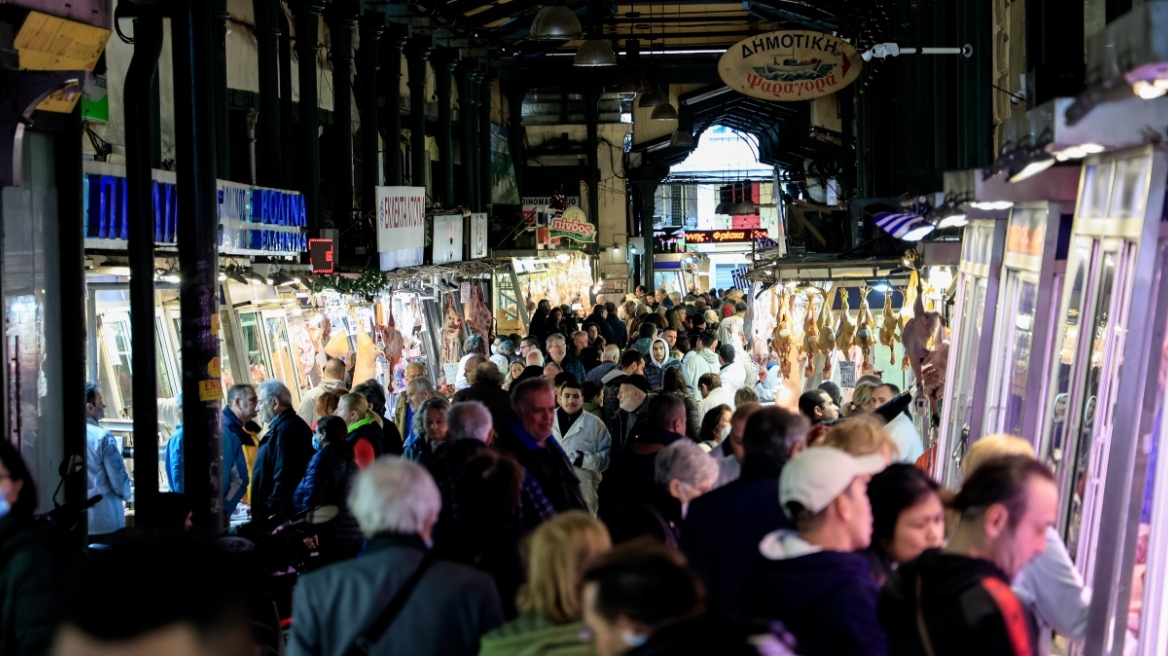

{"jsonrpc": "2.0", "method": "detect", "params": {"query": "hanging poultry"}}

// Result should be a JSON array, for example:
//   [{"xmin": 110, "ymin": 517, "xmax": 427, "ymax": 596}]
[
  {"xmin": 352, "ymin": 311, "xmax": 377, "ymax": 387},
  {"xmin": 879, "ymin": 289, "xmax": 899, "ymax": 365},
  {"xmin": 816, "ymin": 286, "xmax": 837, "ymax": 377},
  {"xmin": 802, "ymin": 291, "xmax": 820, "ymax": 378},
  {"xmin": 898, "ymin": 273, "xmax": 920, "ymax": 370},
  {"xmin": 773, "ymin": 291, "xmax": 797, "ymax": 378},
  {"xmin": 855, "ymin": 287, "xmax": 876, "ymax": 375},
  {"xmin": 900, "ymin": 275, "xmax": 943, "ymax": 384},
  {"xmin": 836, "ymin": 287, "xmax": 857, "ymax": 360}
]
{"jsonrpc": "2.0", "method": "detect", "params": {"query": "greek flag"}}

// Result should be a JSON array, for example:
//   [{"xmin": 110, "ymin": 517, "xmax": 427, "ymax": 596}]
[
  {"xmin": 731, "ymin": 267, "xmax": 749, "ymax": 291},
  {"xmin": 873, "ymin": 211, "xmax": 926, "ymax": 239}
]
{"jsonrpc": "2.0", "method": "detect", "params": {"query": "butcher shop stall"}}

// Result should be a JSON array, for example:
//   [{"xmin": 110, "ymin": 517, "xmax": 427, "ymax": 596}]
[{"xmin": 490, "ymin": 250, "xmax": 598, "ymax": 336}]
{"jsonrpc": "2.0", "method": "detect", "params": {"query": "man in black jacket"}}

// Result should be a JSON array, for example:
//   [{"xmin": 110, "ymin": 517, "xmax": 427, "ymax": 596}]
[
  {"xmin": 682, "ymin": 406, "xmax": 808, "ymax": 619},
  {"xmin": 495, "ymin": 378, "xmax": 587, "ymax": 514},
  {"xmin": 604, "ymin": 301, "xmax": 627, "ymax": 348},
  {"xmin": 452, "ymin": 361, "xmax": 515, "ymax": 429},
  {"xmin": 250, "ymin": 380, "xmax": 315, "ymax": 522},
  {"xmin": 741, "ymin": 446, "xmax": 888, "ymax": 656},
  {"xmin": 597, "ymin": 391, "xmax": 685, "ymax": 522},
  {"xmin": 879, "ymin": 455, "xmax": 1057, "ymax": 656}
]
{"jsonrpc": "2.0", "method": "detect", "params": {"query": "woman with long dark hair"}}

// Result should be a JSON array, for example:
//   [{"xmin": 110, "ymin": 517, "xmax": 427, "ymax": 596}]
[
  {"xmin": 0, "ymin": 439, "xmax": 79, "ymax": 654},
  {"xmin": 864, "ymin": 463, "xmax": 945, "ymax": 584}
]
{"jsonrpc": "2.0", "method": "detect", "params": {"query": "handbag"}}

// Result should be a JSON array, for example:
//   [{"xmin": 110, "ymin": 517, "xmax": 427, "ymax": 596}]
[{"xmin": 344, "ymin": 553, "xmax": 436, "ymax": 656}]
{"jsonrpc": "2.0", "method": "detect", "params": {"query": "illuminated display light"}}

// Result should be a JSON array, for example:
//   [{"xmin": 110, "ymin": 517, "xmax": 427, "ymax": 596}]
[{"xmin": 682, "ymin": 229, "xmax": 769, "ymax": 244}]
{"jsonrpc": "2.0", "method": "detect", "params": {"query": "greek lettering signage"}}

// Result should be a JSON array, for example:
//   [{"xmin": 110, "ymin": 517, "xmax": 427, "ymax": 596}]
[
  {"xmin": 548, "ymin": 206, "xmax": 597, "ymax": 244},
  {"xmin": 82, "ymin": 161, "xmax": 307, "ymax": 255},
  {"xmin": 376, "ymin": 186, "xmax": 426, "ymax": 271},
  {"xmin": 683, "ymin": 229, "xmax": 769, "ymax": 244},
  {"xmin": 718, "ymin": 30, "xmax": 861, "ymax": 102}
]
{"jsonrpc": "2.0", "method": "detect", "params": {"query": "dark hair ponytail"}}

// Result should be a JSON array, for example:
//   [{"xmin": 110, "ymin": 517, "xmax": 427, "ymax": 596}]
[{"xmin": 0, "ymin": 438, "xmax": 37, "ymax": 514}]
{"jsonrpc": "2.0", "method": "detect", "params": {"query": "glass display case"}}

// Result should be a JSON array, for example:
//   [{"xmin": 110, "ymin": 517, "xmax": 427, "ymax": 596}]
[
  {"xmin": 935, "ymin": 219, "xmax": 1007, "ymax": 488},
  {"xmin": 981, "ymin": 203, "xmax": 1070, "ymax": 444},
  {"xmin": 1035, "ymin": 146, "xmax": 1168, "ymax": 656}
]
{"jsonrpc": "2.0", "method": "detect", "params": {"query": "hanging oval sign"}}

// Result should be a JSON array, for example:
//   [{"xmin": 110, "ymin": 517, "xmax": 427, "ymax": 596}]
[{"xmin": 719, "ymin": 30, "xmax": 862, "ymax": 102}]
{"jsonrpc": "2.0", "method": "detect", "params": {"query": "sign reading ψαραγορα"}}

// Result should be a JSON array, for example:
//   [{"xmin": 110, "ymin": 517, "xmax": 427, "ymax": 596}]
[{"xmin": 718, "ymin": 30, "xmax": 861, "ymax": 102}]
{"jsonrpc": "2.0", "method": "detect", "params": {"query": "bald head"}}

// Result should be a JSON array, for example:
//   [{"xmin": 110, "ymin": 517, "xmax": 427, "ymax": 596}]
[{"xmin": 322, "ymin": 358, "xmax": 346, "ymax": 381}]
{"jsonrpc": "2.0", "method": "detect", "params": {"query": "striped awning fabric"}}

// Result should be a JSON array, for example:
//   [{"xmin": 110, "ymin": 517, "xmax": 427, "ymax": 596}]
[{"xmin": 872, "ymin": 211, "xmax": 926, "ymax": 239}]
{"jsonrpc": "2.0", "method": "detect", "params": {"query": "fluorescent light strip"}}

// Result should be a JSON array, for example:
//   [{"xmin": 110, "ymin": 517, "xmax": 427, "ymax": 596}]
[{"xmin": 544, "ymin": 48, "xmax": 727, "ymax": 57}]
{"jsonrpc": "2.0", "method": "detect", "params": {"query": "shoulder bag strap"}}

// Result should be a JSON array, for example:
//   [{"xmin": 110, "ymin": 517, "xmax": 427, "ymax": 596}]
[
  {"xmin": 345, "ymin": 553, "xmax": 436, "ymax": 656},
  {"xmin": 915, "ymin": 574, "xmax": 938, "ymax": 656}
]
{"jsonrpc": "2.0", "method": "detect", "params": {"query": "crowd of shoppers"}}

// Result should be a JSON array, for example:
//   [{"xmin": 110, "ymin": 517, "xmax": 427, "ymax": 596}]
[{"xmin": 1, "ymin": 287, "xmax": 1093, "ymax": 656}]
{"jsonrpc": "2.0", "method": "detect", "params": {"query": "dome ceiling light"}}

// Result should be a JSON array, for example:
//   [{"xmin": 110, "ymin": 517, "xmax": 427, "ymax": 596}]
[
  {"xmin": 530, "ymin": 5, "xmax": 582, "ymax": 41},
  {"xmin": 574, "ymin": 39, "xmax": 617, "ymax": 66},
  {"xmin": 670, "ymin": 130, "xmax": 694, "ymax": 147},
  {"xmin": 651, "ymin": 102, "xmax": 678, "ymax": 120},
  {"xmin": 638, "ymin": 88, "xmax": 667, "ymax": 108}
]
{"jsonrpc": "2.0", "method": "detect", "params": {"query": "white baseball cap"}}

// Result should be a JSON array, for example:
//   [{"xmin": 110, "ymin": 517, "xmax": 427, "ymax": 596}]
[{"xmin": 779, "ymin": 447, "xmax": 888, "ymax": 518}]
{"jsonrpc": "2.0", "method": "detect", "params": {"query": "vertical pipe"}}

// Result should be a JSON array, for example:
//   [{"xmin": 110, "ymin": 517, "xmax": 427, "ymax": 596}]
[
  {"xmin": 406, "ymin": 35, "xmax": 431, "ymax": 197},
  {"xmin": 358, "ymin": 13, "xmax": 383, "ymax": 212},
  {"xmin": 585, "ymin": 86, "xmax": 599, "ymax": 236},
  {"xmin": 479, "ymin": 70, "xmax": 493, "ymax": 212},
  {"xmin": 382, "ymin": 24, "xmax": 407, "ymax": 187},
  {"xmin": 278, "ymin": 7, "xmax": 294, "ymax": 189},
  {"xmin": 327, "ymin": 7, "xmax": 357, "ymax": 229},
  {"xmin": 457, "ymin": 62, "xmax": 474, "ymax": 207},
  {"xmin": 433, "ymin": 48, "xmax": 457, "ymax": 207},
  {"xmin": 56, "ymin": 104, "xmax": 89, "ymax": 544},
  {"xmin": 467, "ymin": 68, "xmax": 481, "ymax": 211},
  {"xmin": 124, "ymin": 13, "xmax": 164, "ymax": 531},
  {"xmin": 504, "ymin": 82, "xmax": 525, "ymax": 197},
  {"xmin": 173, "ymin": 0, "xmax": 224, "ymax": 535},
  {"xmin": 293, "ymin": 0, "xmax": 326, "ymax": 229},
  {"xmin": 254, "ymin": 0, "xmax": 282, "ymax": 188},
  {"xmin": 212, "ymin": 0, "xmax": 231, "ymax": 178}
]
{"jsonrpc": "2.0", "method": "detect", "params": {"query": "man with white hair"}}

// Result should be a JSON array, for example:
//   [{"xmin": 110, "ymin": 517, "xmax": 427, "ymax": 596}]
[
  {"xmin": 496, "ymin": 378, "xmax": 588, "ymax": 514},
  {"xmin": 586, "ymin": 344, "xmax": 621, "ymax": 387},
  {"xmin": 403, "ymin": 376, "xmax": 436, "ymax": 447},
  {"xmin": 289, "ymin": 458, "xmax": 504, "ymax": 655},
  {"xmin": 546, "ymin": 333, "xmax": 586, "ymax": 381},
  {"xmin": 429, "ymin": 401, "xmax": 557, "ymax": 534},
  {"xmin": 607, "ymin": 439, "xmax": 718, "ymax": 547},
  {"xmin": 251, "ymin": 380, "xmax": 315, "ymax": 521},
  {"xmin": 525, "ymin": 350, "xmax": 545, "ymax": 368}
]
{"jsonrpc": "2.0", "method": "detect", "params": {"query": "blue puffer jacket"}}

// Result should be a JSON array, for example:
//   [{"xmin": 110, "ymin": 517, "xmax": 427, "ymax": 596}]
[{"xmin": 293, "ymin": 444, "xmax": 364, "ymax": 559}]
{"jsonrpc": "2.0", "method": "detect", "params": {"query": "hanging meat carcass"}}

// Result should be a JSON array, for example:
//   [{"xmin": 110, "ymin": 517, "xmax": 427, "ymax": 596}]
[
  {"xmin": 802, "ymin": 291, "xmax": 820, "ymax": 378},
  {"xmin": 467, "ymin": 284, "xmax": 494, "ymax": 349},
  {"xmin": 377, "ymin": 302, "xmax": 406, "ymax": 391},
  {"xmin": 880, "ymin": 289, "xmax": 899, "ymax": 365},
  {"xmin": 900, "ymin": 276, "xmax": 943, "ymax": 383},
  {"xmin": 855, "ymin": 287, "xmax": 876, "ymax": 375},
  {"xmin": 440, "ymin": 293, "xmax": 465, "ymax": 365},
  {"xmin": 773, "ymin": 292, "xmax": 797, "ymax": 378},
  {"xmin": 898, "ymin": 274, "xmax": 919, "ymax": 370},
  {"xmin": 836, "ymin": 288, "xmax": 857, "ymax": 360},
  {"xmin": 352, "ymin": 312, "xmax": 378, "ymax": 387},
  {"xmin": 816, "ymin": 287, "xmax": 837, "ymax": 377}
]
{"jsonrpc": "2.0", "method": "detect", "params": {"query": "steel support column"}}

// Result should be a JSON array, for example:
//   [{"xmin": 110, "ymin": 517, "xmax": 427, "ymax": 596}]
[
  {"xmin": 585, "ymin": 86, "xmax": 599, "ymax": 235},
  {"xmin": 173, "ymin": 0, "xmax": 224, "ymax": 535},
  {"xmin": 292, "ymin": 0, "xmax": 326, "ymax": 229},
  {"xmin": 478, "ymin": 70, "xmax": 493, "ymax": 212},
  {"xmin": 432, "ymin": 48, "xmax": 457, "ymax": 207},
  {"xmin": 358, "ymin": 13, "xmax": 383, "ymax": 212},
  {"xmin": 406, "ymin": 35, "xmax": 431, "ymax": 197},
  {"xmin": 327, "ymin": 5, "xmax": 357, "ymax": 228},
  {"xmin": 212, "ymin": 0, "xmax": 230, "ymax": 177},
  {"xmin": 504, "ymin": 82, "xmax": 525, "ymax": 197},
  {"xmin": 457, "ymin": 62, "xmax": 475, "ymax": 207},
  {"xmin": 381, "ymin": 24, "xmax": 407, "ymax": 186},
  {"xmin": 125, "ymin": 12, "xmax": 164, "ymax": 530},
  {"xmin": 254, "ymin": 0, "xmax": 282, "ymax": 188},
  {"xmin": 467, "ymin": 68, "xmax": 481, "ymax": 211},
  {"xmin": 278, "ymin": 7, "xmax": 295, "ymax": 188}
]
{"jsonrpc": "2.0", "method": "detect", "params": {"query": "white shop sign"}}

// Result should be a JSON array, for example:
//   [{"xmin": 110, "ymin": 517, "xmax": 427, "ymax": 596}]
[
  {"xmin": 469, "ymin": 212, "xmax": 488, "ymax": 259},
  {"xmin": 432, "ymin": 213, "xmax": 465, "ymax": 264},
  {"xmin": 376, "ymin": 186, "xmax": 425, "ymax": 271}
]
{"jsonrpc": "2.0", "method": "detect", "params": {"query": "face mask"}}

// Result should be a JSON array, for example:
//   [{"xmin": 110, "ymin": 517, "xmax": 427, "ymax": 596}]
[
  {"xmin": 312, "ymin": 435, "xmax": 324, "ymax": 452},
  {"xmin": 490, "ymin": 344, "xmax": 498, "ymax": 355},
  {"xmin": 719, "ymin": 425, "xmax": 731, "ymax": 440},
  {"xmin": 0, "ymin": 497, "xmax": 9, "ymax": 520},
  {"xmin": 622, "ymin": 630, "xmax": 648, "ymax": 648}
]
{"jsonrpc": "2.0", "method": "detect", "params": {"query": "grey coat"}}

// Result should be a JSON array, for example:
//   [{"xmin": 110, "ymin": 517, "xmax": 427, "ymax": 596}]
[{"xmin": 288, "ymin": 533, "xmax": 504, "ymax": 656}]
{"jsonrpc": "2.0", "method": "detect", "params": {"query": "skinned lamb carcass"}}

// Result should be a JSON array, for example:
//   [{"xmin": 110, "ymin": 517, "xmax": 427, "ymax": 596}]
[
  {"xmin": 816, "ymin": 287, "xmax": 837, "ymax": 377},
  {"xmin": 352, "ymin": 313, "xmax": 377, "ymax": 387},
  {"xmin": 855, "ymin": 287, "xmax": 876, "ymax": 375},
  {"xmin": 773, "ymin": 292, "xmax": 797, "ymax": 378},
  {"xmin": 880, "ymin": 289, "xmax": 898, "ymax": 365},
  {"xmin": 900, "ymin": 278, "xmax": 943, "ymax": 383},
  {"xmin": 441, "ymin": 294, "xmax": 465, "ymax": 366},
  {"xmin": 836, "ymin": 288, "xmax": 857, "ymax": 360},
  {"xmin": 802, "ymin": 291, "xmax": 820, "ymax": 378},
  {"xmin": 467, "ymin": 284, "xmax": 494, "ymax": 348},
  {"xmin": 376, "ymin": 303, "xmax": 406, "ymax": 391}
]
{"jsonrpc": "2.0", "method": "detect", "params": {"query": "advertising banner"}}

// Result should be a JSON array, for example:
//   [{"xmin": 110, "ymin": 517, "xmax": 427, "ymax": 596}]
[
  {"xmin": 548, "ymin": 206, "xmax": 597, "ymax": 243},
  {"xmin": 432, "ymin": 213, "xmax": 465, "ymax": 264},
  {"xmin": 718, "ymin": 30, "xmax": 861, "ymax": 102},
  {"xmin": 376, "ymin": 186, "xmax": 426, "ymax": 271},
  {"xmin": 469, "ymin": 213, "xmax": 489, "ymax": 259}
]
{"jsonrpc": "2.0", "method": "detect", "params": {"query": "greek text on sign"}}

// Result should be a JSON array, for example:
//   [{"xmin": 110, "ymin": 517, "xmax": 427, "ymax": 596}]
[
  {"xmin": 549, "ymin": 206, "xmax": 597, "ymax": 243},
  {"xmin": 684, "ymin": 229, "xmax": 768, "ymax": 244},
  {"xmin": 719, "ymin": 30, "xmax": 861, "ymax": 102},
  {"xmin": 375, "ymin": 187, "xmax": 426, "ymax": 253}
]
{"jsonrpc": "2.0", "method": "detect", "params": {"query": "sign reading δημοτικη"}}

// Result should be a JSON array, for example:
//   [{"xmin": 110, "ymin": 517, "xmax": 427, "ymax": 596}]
[{"xmin": 719, "ymin": 30, "xmax": 861, "ymax": 102}]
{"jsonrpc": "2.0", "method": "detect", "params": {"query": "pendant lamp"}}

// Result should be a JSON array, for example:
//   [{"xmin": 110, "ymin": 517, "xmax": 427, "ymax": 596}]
[
  {"xmin": 670, "ymin": 130, "xmax": 694, "ymax": 147},
  {"xmin": 575, "ymin": 39, "xmax": 617, "ymax": 66},
  {"xmin": 651, "ymin": 102, "xmax": 678, "ymax": 120},
  {"xmin": 530, "ymin": 6, "xmax": 582, "ymax": 40}
]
